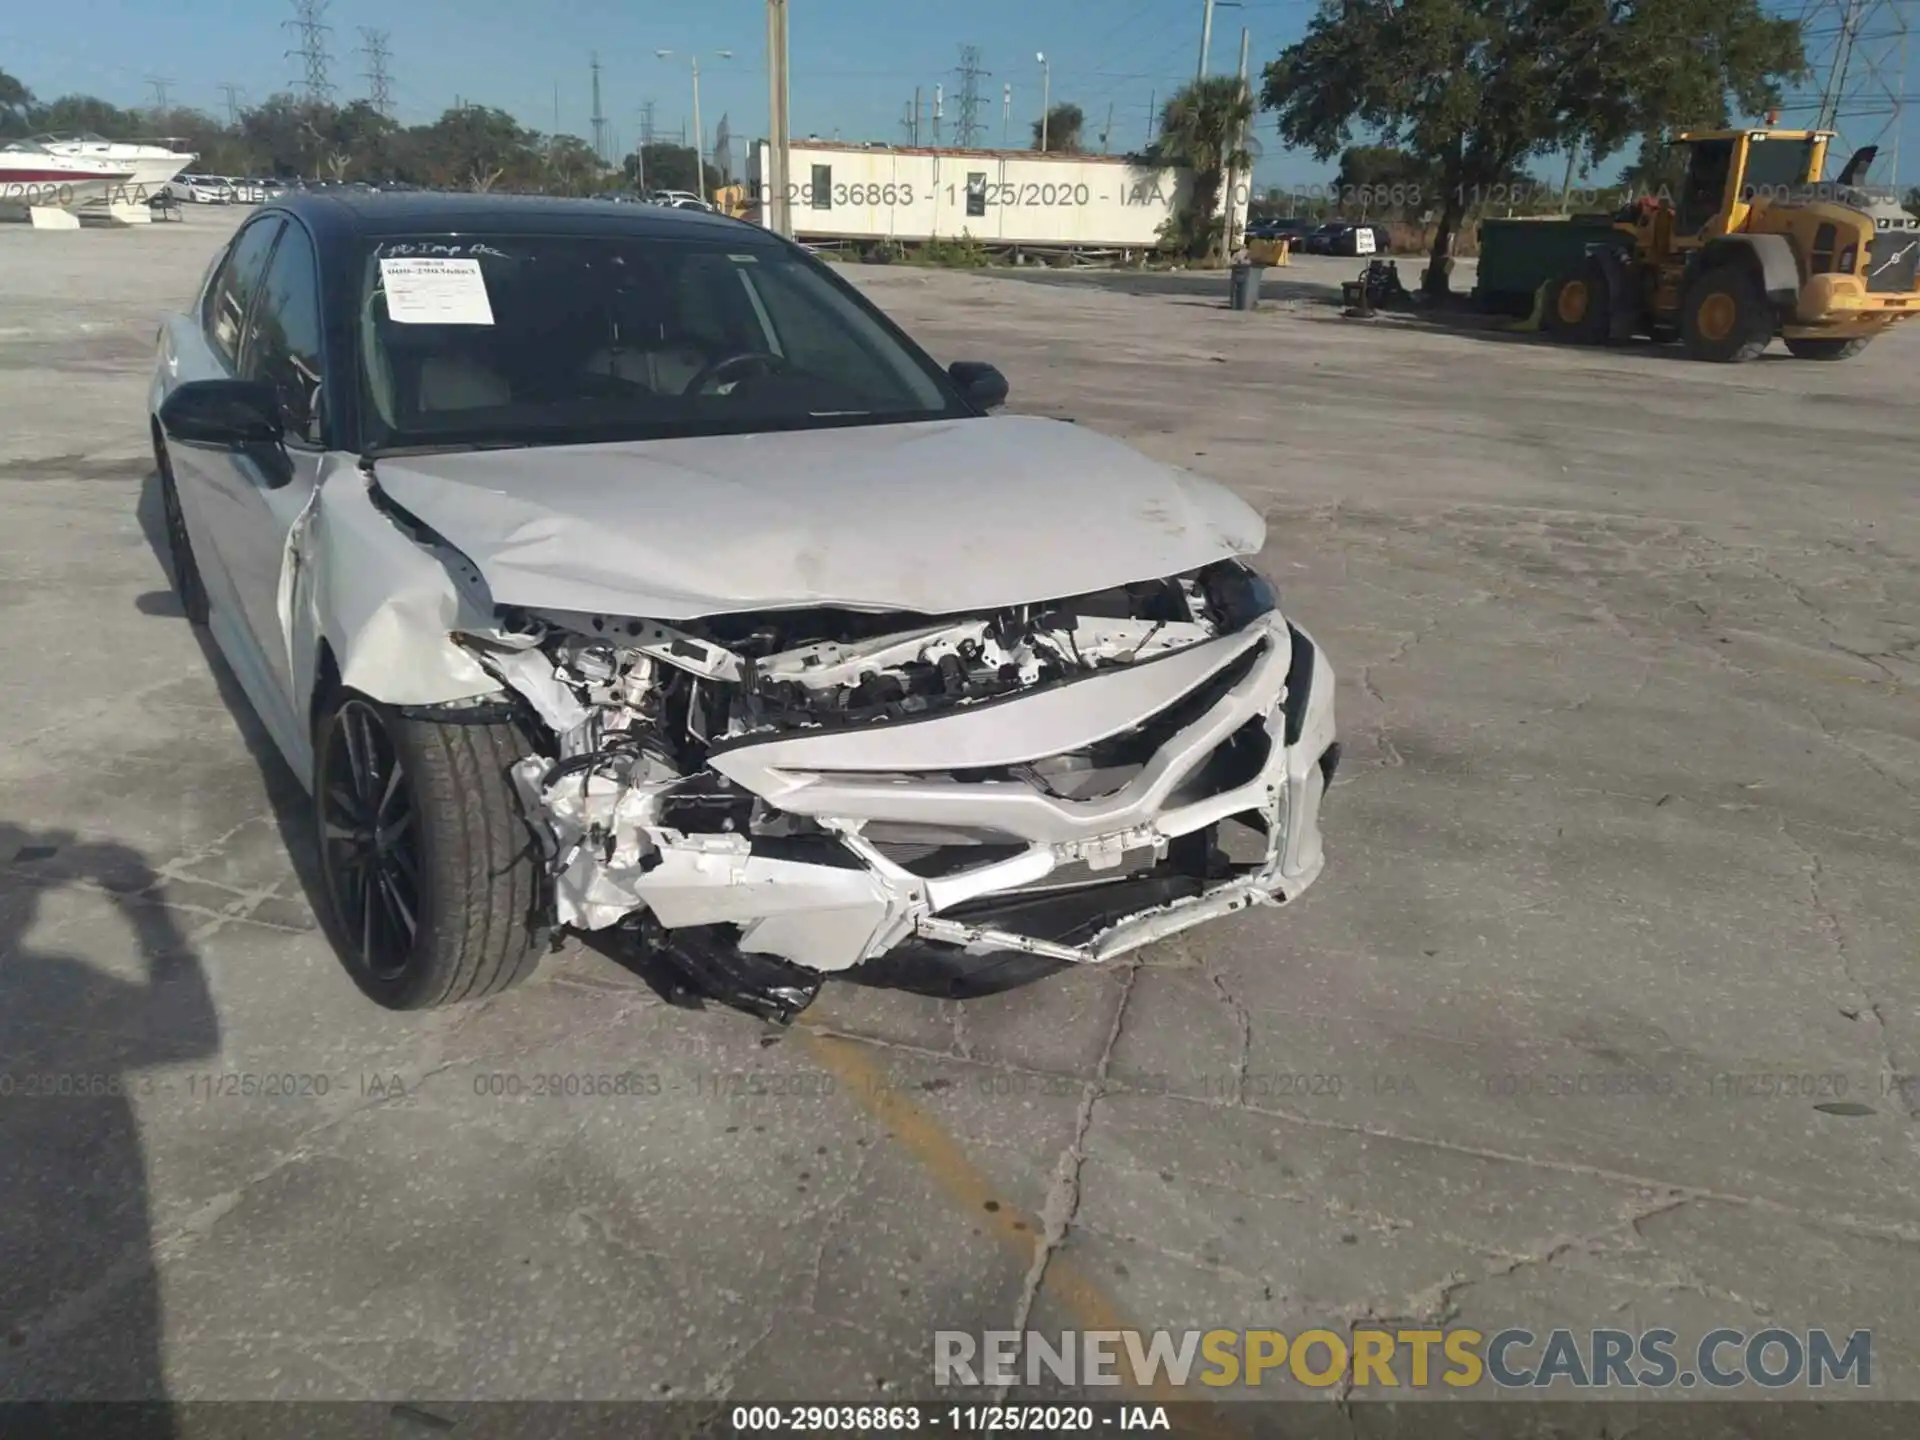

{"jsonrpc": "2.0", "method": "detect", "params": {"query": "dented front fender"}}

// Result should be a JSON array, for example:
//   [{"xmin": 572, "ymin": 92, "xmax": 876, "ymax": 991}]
[{"xmin": 285, "ymin": 465, "xmax": 506, "ymax": 783}]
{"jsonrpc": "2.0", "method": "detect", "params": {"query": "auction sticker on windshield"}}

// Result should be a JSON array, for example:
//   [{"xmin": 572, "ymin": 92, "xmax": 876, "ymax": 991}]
[{"xmin": 378, "ymin": 256, "xmax": 496, "ymax": 325}]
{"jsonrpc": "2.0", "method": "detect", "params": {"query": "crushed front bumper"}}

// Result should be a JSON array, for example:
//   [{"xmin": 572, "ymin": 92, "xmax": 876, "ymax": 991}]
[{"xmin": 591, "ymin": 611, "xmax": 1336, "ymax": 980}]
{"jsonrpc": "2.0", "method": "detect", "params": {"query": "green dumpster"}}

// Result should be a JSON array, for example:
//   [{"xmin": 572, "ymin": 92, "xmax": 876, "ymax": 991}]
[{"xmin": 1473, "ymin": 215, "xmax": 1629, "ymax": 316}]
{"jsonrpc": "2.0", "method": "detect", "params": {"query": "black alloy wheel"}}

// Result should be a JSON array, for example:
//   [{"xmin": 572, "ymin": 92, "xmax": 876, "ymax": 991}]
[{"xmin": 318, "ymin": 697, "xmax": 421, "ymax": 982}]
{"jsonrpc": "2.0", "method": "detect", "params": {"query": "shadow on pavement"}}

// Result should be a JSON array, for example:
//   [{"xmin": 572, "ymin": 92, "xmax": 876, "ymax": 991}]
[{"xmin": 0, "ymin": 823, "xmax": 219, "ymax": 1419}]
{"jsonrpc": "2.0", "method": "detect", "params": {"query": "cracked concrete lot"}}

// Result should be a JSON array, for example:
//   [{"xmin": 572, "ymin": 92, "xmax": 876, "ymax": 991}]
[{"xmin": 1, "ymin": 211, "xmax": 1916, "ymax": 1425}]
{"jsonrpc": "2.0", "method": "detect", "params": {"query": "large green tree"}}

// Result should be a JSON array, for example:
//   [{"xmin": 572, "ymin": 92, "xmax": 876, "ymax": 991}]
[
  {"xmin": 0, "ymin": 68, "xmax": 34, "ymax": 135},
  {"xmin": 1261, "ymin": 0, "xmax": 1806, "ymax": 295},
  {"xmin": 1032, "ymin": 103, "xmax": 1085, "ymax": 153},
  {"xmin": 622, "ymin": 142, "xmax": 722, "ymax": 196},
  {"xmin": 1149, "ymin": 78, "xmax": 1255, "ymax": 259}
]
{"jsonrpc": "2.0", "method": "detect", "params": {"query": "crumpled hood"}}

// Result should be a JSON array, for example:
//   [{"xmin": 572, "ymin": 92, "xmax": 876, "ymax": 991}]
[{"xmin": 368, "ymin": 415, "xmax": 1263, "ymax": 619}]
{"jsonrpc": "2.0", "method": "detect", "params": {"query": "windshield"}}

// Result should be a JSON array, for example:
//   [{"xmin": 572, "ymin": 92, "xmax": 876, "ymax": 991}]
[
  {"xmin": 1742, "ymin": 137, "xmax": 1818, "ymax": 195},
  {"xmin": 356, "ymin": 231, "xmax": 969, "ymax": 451}
]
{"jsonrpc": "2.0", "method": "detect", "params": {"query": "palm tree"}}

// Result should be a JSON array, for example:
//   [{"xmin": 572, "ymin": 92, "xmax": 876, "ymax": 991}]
[{"xmin": 1150, "ymin": 76, "xmax": 1255, "ymax": 260}]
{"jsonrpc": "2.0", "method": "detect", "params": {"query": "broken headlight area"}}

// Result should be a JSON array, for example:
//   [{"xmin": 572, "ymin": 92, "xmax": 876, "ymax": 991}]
[{"xmin": 455, "ymin": 559, "xmax": 1329, "ymax": 1023}]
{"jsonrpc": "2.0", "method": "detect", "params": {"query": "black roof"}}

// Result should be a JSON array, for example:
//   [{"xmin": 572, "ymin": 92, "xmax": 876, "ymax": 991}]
[{"xmin": 272, "ymin": 190, "xmax": 779, "ymax": 248}]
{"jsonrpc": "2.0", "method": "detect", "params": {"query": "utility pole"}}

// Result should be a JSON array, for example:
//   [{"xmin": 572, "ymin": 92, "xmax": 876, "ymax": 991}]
[
  {"xmin": 933, "ymin": 84, "xmax": 944, "ymax": 145},
  {"xmin": 1101, "ymin": 100, "xmax": 1114, "ymax": 154},
  {"xmin": 766, "ymin": 0, "xmax": 793, "ymax": 235},
  {"xmin": 1002, "ymin": 84, "xmax": 1012, "ymax": 147},
  {"xmin": 217, "ymin": 83, "xmax": 245, "ymax": 126},
  {"xmin": 638, "ymin": 100, "xmax": 656, "ymax": 194},
  {"xmin": 590, "ymin": 52, "xmax": 607, "ymax": 164},
  {"xmin": 1145, "ymin": 89, "xmax": 1157, "ymax": 150},
  {"xmin": 693, "ymin": 59, "xmax": 706, "ymax": 196},
  {"xmin": 1222, "ymin": 26, "xmax": 1250, "ymax": 254},
  {"xmin": 914, "ymin": 85, "xmax": 922, "ymax": 145}
]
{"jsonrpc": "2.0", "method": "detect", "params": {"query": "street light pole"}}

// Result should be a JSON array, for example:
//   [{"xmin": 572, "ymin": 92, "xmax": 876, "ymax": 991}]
[
  {"xmin": 1198, "ymin": 0, "xmax": 1242, "ymax": 78},
  {"xmin": 1037, "ymin": 52, "xmax": 1050, "ymax": 151},
  {"xmin": 691, "ymin": 57, "xmax": 706, "ymax": 202},
  {"xmin": 657, "ymin": 48, "xmax": 732, "ymax": 205}
]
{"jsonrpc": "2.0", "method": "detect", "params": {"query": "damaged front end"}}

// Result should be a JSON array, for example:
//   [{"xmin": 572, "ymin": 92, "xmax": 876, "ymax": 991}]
[{"xmin": 456, "ymin": 561, "xmax": 1337, "ymax": 1021}]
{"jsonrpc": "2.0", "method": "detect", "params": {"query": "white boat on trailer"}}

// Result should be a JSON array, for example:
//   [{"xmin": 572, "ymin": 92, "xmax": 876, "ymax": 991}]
[
  {"xmin": 31, "ymin": 132, "xmax": 197, "ymax": 197},
  {"xmin": 0, "ymin": 141, "xmax": 138, "ymax": 226}
]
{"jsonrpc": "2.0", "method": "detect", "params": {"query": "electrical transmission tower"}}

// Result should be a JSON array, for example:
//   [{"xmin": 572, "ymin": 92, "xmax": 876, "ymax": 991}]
[
  {"xmin": 359, "ymin": 29, "xmax": 394, "ymax": 117},
  {"xmin": 953, "ymin": 46, "xmax": 989, "ymax": 147},
  {"xmin": 590, "ymin": 52, "xmax": 608, "ymax": 164},
  {"xmin": 145, "ymin": 76, "xmax": 174, "ymax": 110},
  {"xmin": 217, "ymin": 83, "xmax": 246, "ymax": 125},
  {"xmin": 284, "ymin": 0, "xmax": 335, "ymax": 104},
  {"xmin": 1790, "ymin": 0, "xmax": 1912, "ymax": 184}
]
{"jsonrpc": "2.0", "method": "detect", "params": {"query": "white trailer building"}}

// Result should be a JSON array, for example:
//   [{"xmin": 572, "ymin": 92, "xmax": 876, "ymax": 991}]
[{"xmin": 745, "ymin": 139, "xmax": 1245, "ymax": 253}]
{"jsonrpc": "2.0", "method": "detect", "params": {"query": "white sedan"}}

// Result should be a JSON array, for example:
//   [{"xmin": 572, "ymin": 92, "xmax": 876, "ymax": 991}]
[{"xmin": 147, "ymin": 191, "xmax": 1338, "ymax": 1021}]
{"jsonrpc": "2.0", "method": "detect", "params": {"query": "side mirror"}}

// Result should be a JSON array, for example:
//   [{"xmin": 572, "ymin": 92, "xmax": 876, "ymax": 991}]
[
  {"xmin": 948, "ymin": 360, "xmax": 1009, "ymax": 412},
  {"xmin": 158, "ymin": 378, "xmax": 285, "ymax": 449}
]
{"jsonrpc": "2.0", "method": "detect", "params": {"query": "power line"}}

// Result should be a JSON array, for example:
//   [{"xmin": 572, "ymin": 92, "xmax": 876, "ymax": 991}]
[
  {"xmin": 358, "ymin": 28, "xmax": 394, "ymax": 117},
  {"xmin": 284, "ymin": 0, "xmax": 335, "ymax": 104},
  {"xmin": 954, "ymin": 45, "xmax": 990, "ymax": 146}
]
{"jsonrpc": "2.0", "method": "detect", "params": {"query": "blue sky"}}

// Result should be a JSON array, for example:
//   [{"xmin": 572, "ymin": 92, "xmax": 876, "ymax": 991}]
[{"xmin": 4, "ymin": 1, "xmax": 1911, "ymax": 189}]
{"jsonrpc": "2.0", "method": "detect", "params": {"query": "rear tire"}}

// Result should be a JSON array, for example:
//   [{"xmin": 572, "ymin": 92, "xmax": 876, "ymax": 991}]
[
  {"xmin": 1783, "ymin": 336, "xmax": 1870, "ymax": 360},
  {"xmin": 313, "ymin": 690, "xmax": 548, "ymax": 1010},
  {"xmin": 152, "ymin": 422, "xmax": 209, "ymax": 625},
  {"xmin": 1680, "ymin": 265, "xmax": 1773, "ymax": 362},
  {"xmin": 1544, "ymin": 259, "xmax": 1613, "ymax": 344}
]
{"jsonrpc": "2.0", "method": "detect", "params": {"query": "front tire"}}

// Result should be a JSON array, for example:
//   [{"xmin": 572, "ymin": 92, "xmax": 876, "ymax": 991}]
[
  {"xmin": 1784, "ymin": 336, "xmax": 1870, "ymax": 360},
  {"xmin": 1680, "ymin": 266, "xmax": 1773, "ymax": 362},
  {"xmin": 314, "ymin": 691, "xmax": 548, "ymax": 1010}
]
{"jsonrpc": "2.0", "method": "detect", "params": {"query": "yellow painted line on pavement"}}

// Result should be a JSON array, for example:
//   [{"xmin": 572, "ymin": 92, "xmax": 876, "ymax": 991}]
[{"xmin": 796, "ymin": 1021, "xmax": 1254, "ymax": 1435}]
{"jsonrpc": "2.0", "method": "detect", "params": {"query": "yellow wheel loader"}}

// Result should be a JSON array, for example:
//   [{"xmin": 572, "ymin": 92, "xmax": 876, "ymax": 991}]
[{"xmin": 1542, "ymin": 128, "xmax": 1920, "ymax": 361}]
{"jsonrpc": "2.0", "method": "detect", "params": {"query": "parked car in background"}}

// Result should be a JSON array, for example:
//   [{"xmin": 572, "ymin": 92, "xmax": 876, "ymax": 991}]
[
  {"xmin": 1302, "ymin": 222, "xmax": 1347, "ymax": 255},
  {"xmin": 648, "ymin": 189, "xmax": 715, "ymax": 211},
  {"xmin": 167, "ymin": 174, "xmax": 232, "ymax": 204},
  {"xmin": 1245, "ymin": 217, "xmax": 1313, "ymax": 242}
]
